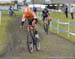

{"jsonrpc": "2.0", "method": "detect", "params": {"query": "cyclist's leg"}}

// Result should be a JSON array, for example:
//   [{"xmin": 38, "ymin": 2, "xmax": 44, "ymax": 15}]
[
  {"xmin": 43, "ymin": 16, "xmax": 45, "ymax": 25},
  {"xmin": 46, "ymin": 16, "xmax": 50, "ymax": 34},
  {"xmin": 42, "ymin": 16, "xmax": 47, "ymax": 30},
  {"xmin": 47, "ymin": 16, "xmax": 50, "ymax": 25},
  {"xmin": 32, "ymin": 19, "xmax": 38, "ymax": 33},
  {"xmin": 27, "ymin": 19, "xmax": 36, "ymax": 45},
  {"xmin": 32, "ymin": 21, "xmax": 40, "ymax": 50},
  {"xmin": 32, "ymin": 19, "xmax": 39, "ymax": 44},
  {"xmin": 42, "ymin": 16, "xmax": 45, "ymax": 21}
]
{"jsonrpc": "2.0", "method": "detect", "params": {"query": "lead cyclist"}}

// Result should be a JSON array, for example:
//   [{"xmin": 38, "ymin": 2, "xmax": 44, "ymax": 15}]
[{"xmin": 20, "ymin": 6, "xmax": 39, "ymax": 40}]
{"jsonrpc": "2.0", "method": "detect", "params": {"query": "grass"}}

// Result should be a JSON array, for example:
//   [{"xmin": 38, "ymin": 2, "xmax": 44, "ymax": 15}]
[
  {"xmin": 0, "ymin": 10, "xmax": 22, "ymax": 55},
  {"xmin": 50, "ymin": 12, "xmax": 75, "ymax": 42},
  {"xmin": 38, "ymin": 12, "xmax": 75, "ymax": 42},
  {"xmin": 0, "ymin": 10, "xmax": 75, "ymax": 56},
  {"xmin": 0, "ymin": 11, "xmax": 12, "ymax": 55}
]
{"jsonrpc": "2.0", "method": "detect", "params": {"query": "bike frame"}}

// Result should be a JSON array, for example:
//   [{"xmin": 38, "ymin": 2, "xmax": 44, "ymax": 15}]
[
  {"xmin": 26, "ymin": 19, "xmax": 40, "ymax": 53},
  {"xmin": 26, "ymin": 25, "xmax": 35, "ymax": 53}
]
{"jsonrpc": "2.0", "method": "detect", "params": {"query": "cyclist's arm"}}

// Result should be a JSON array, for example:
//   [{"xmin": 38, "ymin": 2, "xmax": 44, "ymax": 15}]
[
  {"xmin": 21, "ymin": 13, "xmax": 26, "ymax": 26},
  {"xmin": 21, "ymin": 20, "xmax": 24, "ymax": 26},
  {"xmin": 20, "ymin": 13, "xmax": 26, "ymax": 31}
]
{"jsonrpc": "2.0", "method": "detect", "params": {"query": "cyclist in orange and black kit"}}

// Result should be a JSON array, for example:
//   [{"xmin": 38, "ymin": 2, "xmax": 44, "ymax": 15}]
[{"xmin": 20, "ymin": 7, "xmax": 38, "ymax": 35}]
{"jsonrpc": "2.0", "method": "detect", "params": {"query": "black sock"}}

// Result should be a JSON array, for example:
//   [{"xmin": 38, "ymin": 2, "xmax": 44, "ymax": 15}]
[{"xmin": 21, "ymin": 21, "xmax": 24, "ymax": 26}]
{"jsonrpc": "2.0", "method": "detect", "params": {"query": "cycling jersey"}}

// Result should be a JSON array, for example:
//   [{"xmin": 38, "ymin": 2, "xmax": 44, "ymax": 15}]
[
  {"xmin": 22, "ymin": 7, "xmax": 36, "ymax": 21},
  {"xmin": 32, "ymin": 7, "xmax": 37, "ymax": 14},
  {"xmin": 42, "ymin": 8, "xmax": 48, "ymax": 17},
  {"xmin": 21, "ymin": 7, "xmax": 37, "ymax": 26}
]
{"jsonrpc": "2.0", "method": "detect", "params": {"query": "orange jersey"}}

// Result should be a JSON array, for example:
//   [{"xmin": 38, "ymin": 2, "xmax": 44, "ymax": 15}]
[{"xmin": 22, "ymin": 7, "xmax": 36, "ymax": 20}]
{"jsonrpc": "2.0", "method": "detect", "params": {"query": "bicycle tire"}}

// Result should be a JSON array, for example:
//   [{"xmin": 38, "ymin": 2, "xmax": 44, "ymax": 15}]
[
  {"xmin": 35, "ymin": 38, "xmax": 40, "ymax": 51},
  {"xmin": 27, "ymin": 31, "xmax": 34, "ymax": 53},
  {"xmin": 45, "ymin": 24, "xmax": 49, "ymax": 34},
  {"xmin": 33, "ymin": 33, "xmax": 40, "ymax": 51}
]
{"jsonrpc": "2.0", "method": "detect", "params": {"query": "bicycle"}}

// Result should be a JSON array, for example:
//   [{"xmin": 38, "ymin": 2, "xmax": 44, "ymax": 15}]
[
  {"xmin": 26, "ymin": 20, "xmax": 40, "ymax": 53},
  {"xmin": 43, "ymin": 17, "xmax": 51, "ymax": 34},
  {"xmin": 9, "ymin": 10, "xmax": 16, "ymax": 16}
]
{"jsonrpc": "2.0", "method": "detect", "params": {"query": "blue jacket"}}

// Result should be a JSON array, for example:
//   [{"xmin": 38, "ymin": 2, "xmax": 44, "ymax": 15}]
[{"xmin": 32, "ymin": 7, "xmax": 37, "ymax": 13}]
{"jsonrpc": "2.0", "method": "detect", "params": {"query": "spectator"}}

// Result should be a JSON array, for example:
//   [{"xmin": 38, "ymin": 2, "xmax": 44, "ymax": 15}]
[
  {"xmin": 8, "ymin": 5, "xmax": 14, "ymax": 16},
  {"xmin": 32, "ymin": 6, "xmax": 37, "ymax": 14},
  {"xmin": 70, "ymin": 5, "xmax": 74, "ymax": 19},
  {"xmin": 63, "ymin": 5, "xmax": 68, "ymax": 18}
]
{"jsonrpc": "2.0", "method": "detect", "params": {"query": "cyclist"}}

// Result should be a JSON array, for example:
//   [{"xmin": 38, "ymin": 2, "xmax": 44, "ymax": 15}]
[
  {"xmin": 8, "ymin": 5, "xmax": 14, "ymax": 16},
  {"xmin": 20, "ymin": 7, "xmax": 39, "ymax": 37},
  {"xmin": 42, "ymin": 8, "xmax": 52, "ymax": 34},
  {"xmin": 32, "ymin": 6, "xmax": 37, "ymax": 15},
  {"xmin": 42, "ymin": 8, "xmax": 49, "ymax": 22}
]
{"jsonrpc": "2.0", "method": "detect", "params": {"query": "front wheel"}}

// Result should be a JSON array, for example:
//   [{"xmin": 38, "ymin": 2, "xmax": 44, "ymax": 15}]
[
  {"xmin": 27, "ymin": 42, "xmax": 33, "ymax": 53},
  {"xmin": 35, "ymin": 34, "xmax": 40, "ymax": 51},
  {"xmin": 27, "ymin": 31, "xmax": 34, "ymax": 53},
  {"xmin": 36, "ymin": 38, "xmax": 40, "ymax": 51}
]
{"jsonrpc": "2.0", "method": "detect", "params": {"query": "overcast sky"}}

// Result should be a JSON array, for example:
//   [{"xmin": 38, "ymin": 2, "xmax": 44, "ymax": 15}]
[{"xmin": 0, "ymin": 0, "xmax": 24, "ymax": 2}]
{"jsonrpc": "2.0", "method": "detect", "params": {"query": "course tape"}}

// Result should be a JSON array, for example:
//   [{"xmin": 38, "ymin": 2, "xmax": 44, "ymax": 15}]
[
  {"xmin": 49, "ymin": 25, "xmax": 75, "ymax": 36},
  {"xmin": 52, "ymin": 20, "xmax": 75, "ymax": 26},
  {"xmin": 69, "ymin": 24, "xmax": 75, "ymax": 27},
  {"xmin": 58, "ymin": 22, "xmax": 69, "ymax": 24},
  {"xmin": 50, "ymin": 25, "xmax": 68, "ymax": 33},
  {"xmin": 69, "ymin": 32, "xmax": 75, "ymax": 35}
]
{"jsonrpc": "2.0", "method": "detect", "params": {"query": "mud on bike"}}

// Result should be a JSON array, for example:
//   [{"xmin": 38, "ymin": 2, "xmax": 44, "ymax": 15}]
[{"xmin": 26, "ymin": 20, "xmax": 40, "ymax": 53}]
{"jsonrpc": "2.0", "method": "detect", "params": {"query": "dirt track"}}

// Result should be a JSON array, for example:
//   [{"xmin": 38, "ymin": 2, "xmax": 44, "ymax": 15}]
[{"xmin": 1, "ymin": 16, "xmax": 75, "ymax": 59}]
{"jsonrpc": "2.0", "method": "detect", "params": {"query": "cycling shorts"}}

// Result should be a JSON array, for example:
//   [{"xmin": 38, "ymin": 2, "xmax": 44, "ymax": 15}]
[{"xmin": 28, "ymin": 19, "xmax": 37, "ymax": 25}]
